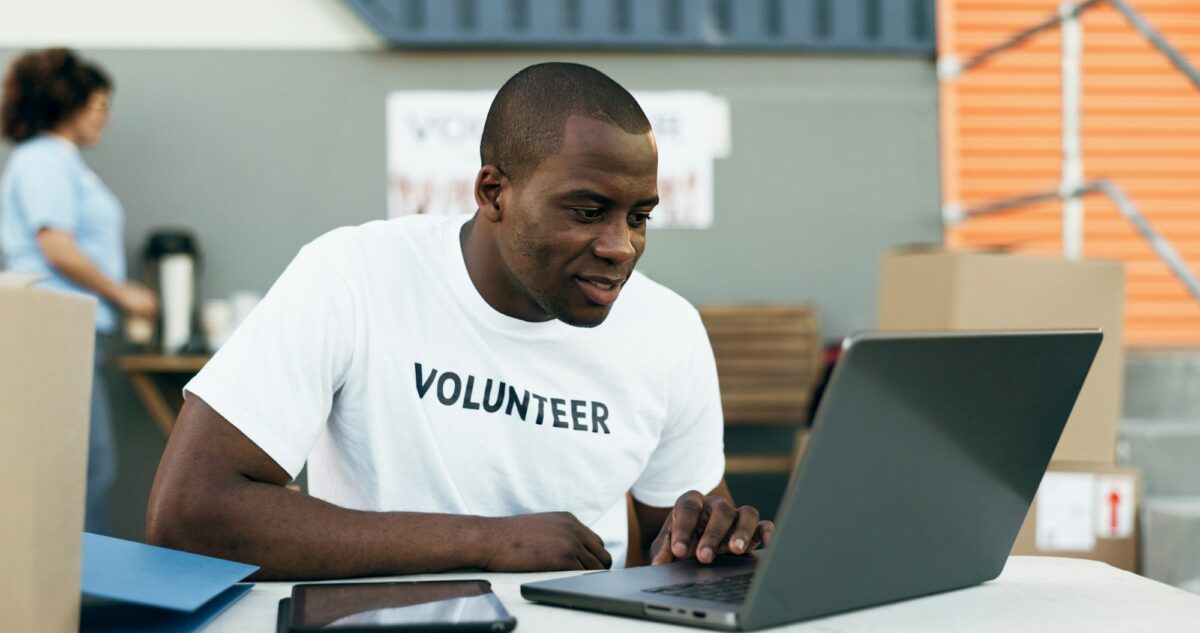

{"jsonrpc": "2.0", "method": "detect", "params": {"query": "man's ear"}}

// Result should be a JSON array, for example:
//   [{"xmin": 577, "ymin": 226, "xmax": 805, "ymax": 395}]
[{"xmin": 474, "ymin": 165, "xmax": 506, "ymax": 222}]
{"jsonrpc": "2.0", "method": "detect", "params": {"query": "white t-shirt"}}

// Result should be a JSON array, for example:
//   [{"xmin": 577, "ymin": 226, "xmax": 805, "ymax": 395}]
[{"xmin": 185, "ymin": 213, "xmax": 725, "ymax": 567}]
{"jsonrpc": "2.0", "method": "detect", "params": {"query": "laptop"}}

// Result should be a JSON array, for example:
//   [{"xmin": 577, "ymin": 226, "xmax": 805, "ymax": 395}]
[{"xmin": 521, "ymin": 330, "xmax": 1102, "ymax": 630}]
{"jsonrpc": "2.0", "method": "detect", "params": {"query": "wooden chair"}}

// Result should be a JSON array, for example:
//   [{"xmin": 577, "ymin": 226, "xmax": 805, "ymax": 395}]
[{"xmin": 699, "ymin": 304, "xmax": 822, "ymax": 475}]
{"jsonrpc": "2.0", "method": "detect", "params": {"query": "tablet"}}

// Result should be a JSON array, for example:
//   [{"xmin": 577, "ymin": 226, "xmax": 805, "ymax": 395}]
[{"xmin": 289, "ymin": 580, "xmax": 517, "ymax": 632}]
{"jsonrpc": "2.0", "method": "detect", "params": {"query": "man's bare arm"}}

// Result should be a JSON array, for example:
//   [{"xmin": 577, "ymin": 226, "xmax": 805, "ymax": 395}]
[{"xmin": 145, "ymin": 396, "xmax": 612, "ymax": 580}]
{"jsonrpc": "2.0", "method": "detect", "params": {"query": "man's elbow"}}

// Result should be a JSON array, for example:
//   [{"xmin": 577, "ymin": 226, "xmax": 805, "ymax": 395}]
[
  {"xmin": 144, "ymin": 501, "xmax": 181, "ymax": 550},
  {"xmin": 145, "ymin": 476, "xmax": 220, "ymax": 553}
]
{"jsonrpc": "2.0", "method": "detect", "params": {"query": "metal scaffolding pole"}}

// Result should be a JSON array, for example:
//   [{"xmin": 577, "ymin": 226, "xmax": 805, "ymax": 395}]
[{"xmin": 1060, "ymin": 1, "xmax": 1085, "ymax": 260}]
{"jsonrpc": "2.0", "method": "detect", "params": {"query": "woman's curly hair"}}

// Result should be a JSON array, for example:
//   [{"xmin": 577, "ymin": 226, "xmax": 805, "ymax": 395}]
[{"xmin": 1, "ymin": 48, "xmax": 112, "ymax": 143}]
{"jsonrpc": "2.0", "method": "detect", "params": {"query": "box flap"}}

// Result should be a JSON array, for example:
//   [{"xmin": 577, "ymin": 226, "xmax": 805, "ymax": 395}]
[{"xmin": 0, "ymin": 273, "xmax": 46, "ymax": 289}]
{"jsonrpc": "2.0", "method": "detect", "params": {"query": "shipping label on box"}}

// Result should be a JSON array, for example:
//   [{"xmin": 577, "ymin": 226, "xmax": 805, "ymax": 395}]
[
  {"xmin": 1036, "ymin": 472, "xmax": 1097, "ymax": 551},
  {"xmin": 1014, "ymin": 462, "xmax": 1140, "ymax": 572}
]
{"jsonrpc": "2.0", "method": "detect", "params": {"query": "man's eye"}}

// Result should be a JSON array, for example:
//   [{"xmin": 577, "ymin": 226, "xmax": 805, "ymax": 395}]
[
  {"xmin": 629, "ymin": 212, "xmax": 653, "ymax": 227},
  {"xmin": 570, "ymin": 207, "xmax": 604, "ymax": 221}
]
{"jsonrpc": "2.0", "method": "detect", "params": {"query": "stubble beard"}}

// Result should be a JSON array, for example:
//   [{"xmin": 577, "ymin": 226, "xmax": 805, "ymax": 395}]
[{"xmin": 511, "ymin": 230, "xmax": 605, "ymax": 329}]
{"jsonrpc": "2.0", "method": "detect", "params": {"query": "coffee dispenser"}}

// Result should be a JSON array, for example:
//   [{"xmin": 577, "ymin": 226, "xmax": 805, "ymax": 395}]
[{"xmin": 143, "ymin": 230, "xmax": 202, "ymax": 354}]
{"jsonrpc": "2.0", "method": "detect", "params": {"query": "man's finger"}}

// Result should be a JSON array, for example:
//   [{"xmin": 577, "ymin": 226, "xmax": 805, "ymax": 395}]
[
  {"xmin": 695, "ymin": 497, "xmax": 738, "ymax": 564},
  {"xmin": 577, "ymin": 521, "xmax": 612, "ymax": 569},
  {"xmin": 759, "ymin": 520, "xmax": 776, "ymax": 547},
  {"xmin": 728, "ymin": 505, "xmax": 760, "ymax": 555},
  {"xmin": 576, "ymin": 547, "xmax": 607, "ymax": 570},
  {"xmin": 719, "ymin": 519, "xmax": 774, "ymax": 555},
  {"xmin": 739, "ymin": 525, "xmax": 768, "ymax": 553},
  {"xmin": 745, "ymin": 520, "xmax": 775, "ymax": 552},
  {"xmin": 651, "ymin": 538, "xmax": 675, "ymax": 565},
  {"xmin": 650, "ymin": 516, "xmax": 675, "ymax": 565},
  {"xmin": 744, "ymin": 531, "xmax": 761, "ymax": 553},
  {"xmin": 669, "ymin": 491, "xmax": 705, "ymax": 559}
]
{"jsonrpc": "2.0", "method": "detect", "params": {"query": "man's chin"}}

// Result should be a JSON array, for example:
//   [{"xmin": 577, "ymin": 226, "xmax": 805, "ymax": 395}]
[
  {"xmin": 555, "ymin": 305, "xmax": 613, "ymax": 328},
  {"xmin": 528, "ymin": 285, "xmax": 616, "ymax": 328}
]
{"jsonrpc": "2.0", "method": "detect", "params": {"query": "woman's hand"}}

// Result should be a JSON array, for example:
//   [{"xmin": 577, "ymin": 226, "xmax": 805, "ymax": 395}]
[
  {"xmin": 37, "ymin": 228, "xmax": 159, "ymax": 320},
  {"xmin": 115, "ymin": 281, "xmax": 159, "ymax": 319}
]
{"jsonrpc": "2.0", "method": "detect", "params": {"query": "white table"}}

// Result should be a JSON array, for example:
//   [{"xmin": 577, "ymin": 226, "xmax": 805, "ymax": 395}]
[{"xmin": 205, "ymin": 556, "xmax": 1200, "ymax": 632}]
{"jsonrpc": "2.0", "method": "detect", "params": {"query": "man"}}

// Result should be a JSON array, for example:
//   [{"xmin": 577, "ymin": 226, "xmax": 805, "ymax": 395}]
[{"xmin": 146, "ymin": 62, "xmax": 774, "ymax": 579}]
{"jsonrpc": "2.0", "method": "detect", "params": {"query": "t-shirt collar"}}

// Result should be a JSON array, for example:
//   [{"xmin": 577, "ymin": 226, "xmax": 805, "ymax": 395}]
[
  {"xmin": 444, "ymin": 213, "xmax": 577, "ymax": 339},
  {"xmin": 43, "ymin": 132, "xmax": 79, "ymax": 152}
]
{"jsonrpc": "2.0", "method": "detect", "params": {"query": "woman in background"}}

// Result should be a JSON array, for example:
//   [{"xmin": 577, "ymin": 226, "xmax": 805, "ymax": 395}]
[{"xmin": 1, "ymin": 48, "xmax": 157, "ymax": 534}]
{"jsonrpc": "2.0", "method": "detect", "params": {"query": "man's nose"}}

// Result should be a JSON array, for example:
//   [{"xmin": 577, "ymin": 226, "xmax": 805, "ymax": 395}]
[{"xmin": 593, "ymin": 220, "xmax": 638, "ymax": 265}]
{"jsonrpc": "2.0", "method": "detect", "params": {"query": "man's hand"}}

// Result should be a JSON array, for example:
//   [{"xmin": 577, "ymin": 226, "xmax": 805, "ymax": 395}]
[
  {"xmin": 648, "ymin": 491, "xmax": 774, "ymax": 565},
  {"xmin": 481, "ymin": 511, "xmax": 613, "ymax": 572}
]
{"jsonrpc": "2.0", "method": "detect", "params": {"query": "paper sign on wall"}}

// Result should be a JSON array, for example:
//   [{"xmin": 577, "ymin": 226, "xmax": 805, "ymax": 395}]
[
  {"xmin": 1035, "ymin": 472, "xmax": 1096, "ymax": 551},
  {"xmin": 1095, "ymin": 475, "xmax": 1136, "ymax": 538},
  {"xmin": 385, "ymin": 90, "xmax": 729, "ymax": 229}
]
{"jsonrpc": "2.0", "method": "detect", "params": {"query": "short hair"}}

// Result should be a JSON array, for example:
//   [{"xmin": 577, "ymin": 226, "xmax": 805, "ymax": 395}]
[
  {"xmin": 1, "ymin": 48, "xmax": 113, "ymax": 143},
  {"xmin": 480, "ymin": 62, "xmax": 651, "ymax": 180}
]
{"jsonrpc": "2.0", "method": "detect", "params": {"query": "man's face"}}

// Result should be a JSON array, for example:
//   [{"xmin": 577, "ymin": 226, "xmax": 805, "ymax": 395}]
[{"xmin": 495, "ymin": 115, "xmax": 658, "ymax": 328}]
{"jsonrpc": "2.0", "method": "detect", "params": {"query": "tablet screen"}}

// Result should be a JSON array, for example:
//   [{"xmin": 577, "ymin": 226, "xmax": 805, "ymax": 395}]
[{"xmin": 291, "ymin": 580, "xmax": 511, "ymax": 629}]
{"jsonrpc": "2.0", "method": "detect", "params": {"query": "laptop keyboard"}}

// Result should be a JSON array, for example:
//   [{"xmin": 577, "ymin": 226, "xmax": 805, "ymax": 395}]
[{"xmin": 643, "ymin": 572, "xmax": 754, "ymax": 604}]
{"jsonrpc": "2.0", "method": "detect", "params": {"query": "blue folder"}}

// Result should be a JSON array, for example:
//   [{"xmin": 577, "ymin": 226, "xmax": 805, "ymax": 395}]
[{"xmin": 80, "ymin": 532, "xmax": 259, "ymax": 633}]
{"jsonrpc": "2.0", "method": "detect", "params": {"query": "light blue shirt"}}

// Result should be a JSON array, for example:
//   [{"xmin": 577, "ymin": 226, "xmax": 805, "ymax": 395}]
[{"xmin": 1, "ymin": 134, "xmax": 126, "ymax": 333}]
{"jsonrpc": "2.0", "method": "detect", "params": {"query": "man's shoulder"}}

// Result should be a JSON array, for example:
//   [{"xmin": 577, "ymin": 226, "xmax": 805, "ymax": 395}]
[
  {"xmin": 623, "ymin": 271, "xmax": 694, "ymax": 310},
  {"xmin": 615, "ymin": 271, "xmax": 704, "ymax": 332},
  {"xmin": 304, "ymin": 214, "xmax": 461, "ymax": 258},
  {"xmin": 291, "ymin": 214, "xmax": 464, "ymax": 294}
]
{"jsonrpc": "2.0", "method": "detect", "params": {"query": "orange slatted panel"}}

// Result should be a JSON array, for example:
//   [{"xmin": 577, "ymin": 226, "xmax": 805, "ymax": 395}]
[{"xmin": 941, "ymin": 0, "xmax": 1200, "ymax": 346}]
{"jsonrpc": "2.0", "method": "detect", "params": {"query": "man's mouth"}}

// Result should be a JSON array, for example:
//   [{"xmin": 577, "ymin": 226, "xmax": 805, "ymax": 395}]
[{"xmin": 575, "ymin": 275, "xmax": 625, "ymax": 306}]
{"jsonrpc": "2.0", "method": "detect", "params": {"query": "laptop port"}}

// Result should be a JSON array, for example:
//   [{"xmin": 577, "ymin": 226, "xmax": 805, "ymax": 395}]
[
  {"xmin": 645, "ymin": 605, "xmax": 670, "ymax": 613},
  {"xmin": 693, "ymin": 611, "xmax": 707, "ymax": 619}
]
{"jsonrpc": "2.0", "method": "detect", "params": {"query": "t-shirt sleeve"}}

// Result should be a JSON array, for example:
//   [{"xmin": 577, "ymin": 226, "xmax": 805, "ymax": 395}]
[
  {"xmin": 14, "ymin": 147, "xmax": 80, "ymax": 233},
  {"xmin": 184, "ymin": 236, "xmax": 356, "ymax": 479},
  {"xmin": 631, "ymin": 307, "xmax": 726, "ymax": 507}
]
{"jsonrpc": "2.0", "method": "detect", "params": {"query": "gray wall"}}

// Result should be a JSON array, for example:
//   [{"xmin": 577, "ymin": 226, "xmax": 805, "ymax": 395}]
[{"xmin": 0, "ymin": 49, "xmax": 941, "ymax": 540}]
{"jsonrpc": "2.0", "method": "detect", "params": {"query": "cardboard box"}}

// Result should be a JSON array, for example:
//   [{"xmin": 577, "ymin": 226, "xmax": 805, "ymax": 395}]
[
  {"xmin": 877, "ymin": 250, "xmax": 1125, "ymax": 464},
  {"xmin": 1011, "ymin": 462, "xmax": 1140, "ymax": 572},
  {"xmin": 0, "ymin": 274, "xmax": 96, "ymax": 633}
]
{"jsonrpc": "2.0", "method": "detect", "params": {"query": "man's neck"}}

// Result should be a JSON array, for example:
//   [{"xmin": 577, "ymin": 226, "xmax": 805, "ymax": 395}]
[{"xmin": 459, "ymin": 213, "xmax": 551, "ymax": 323}]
